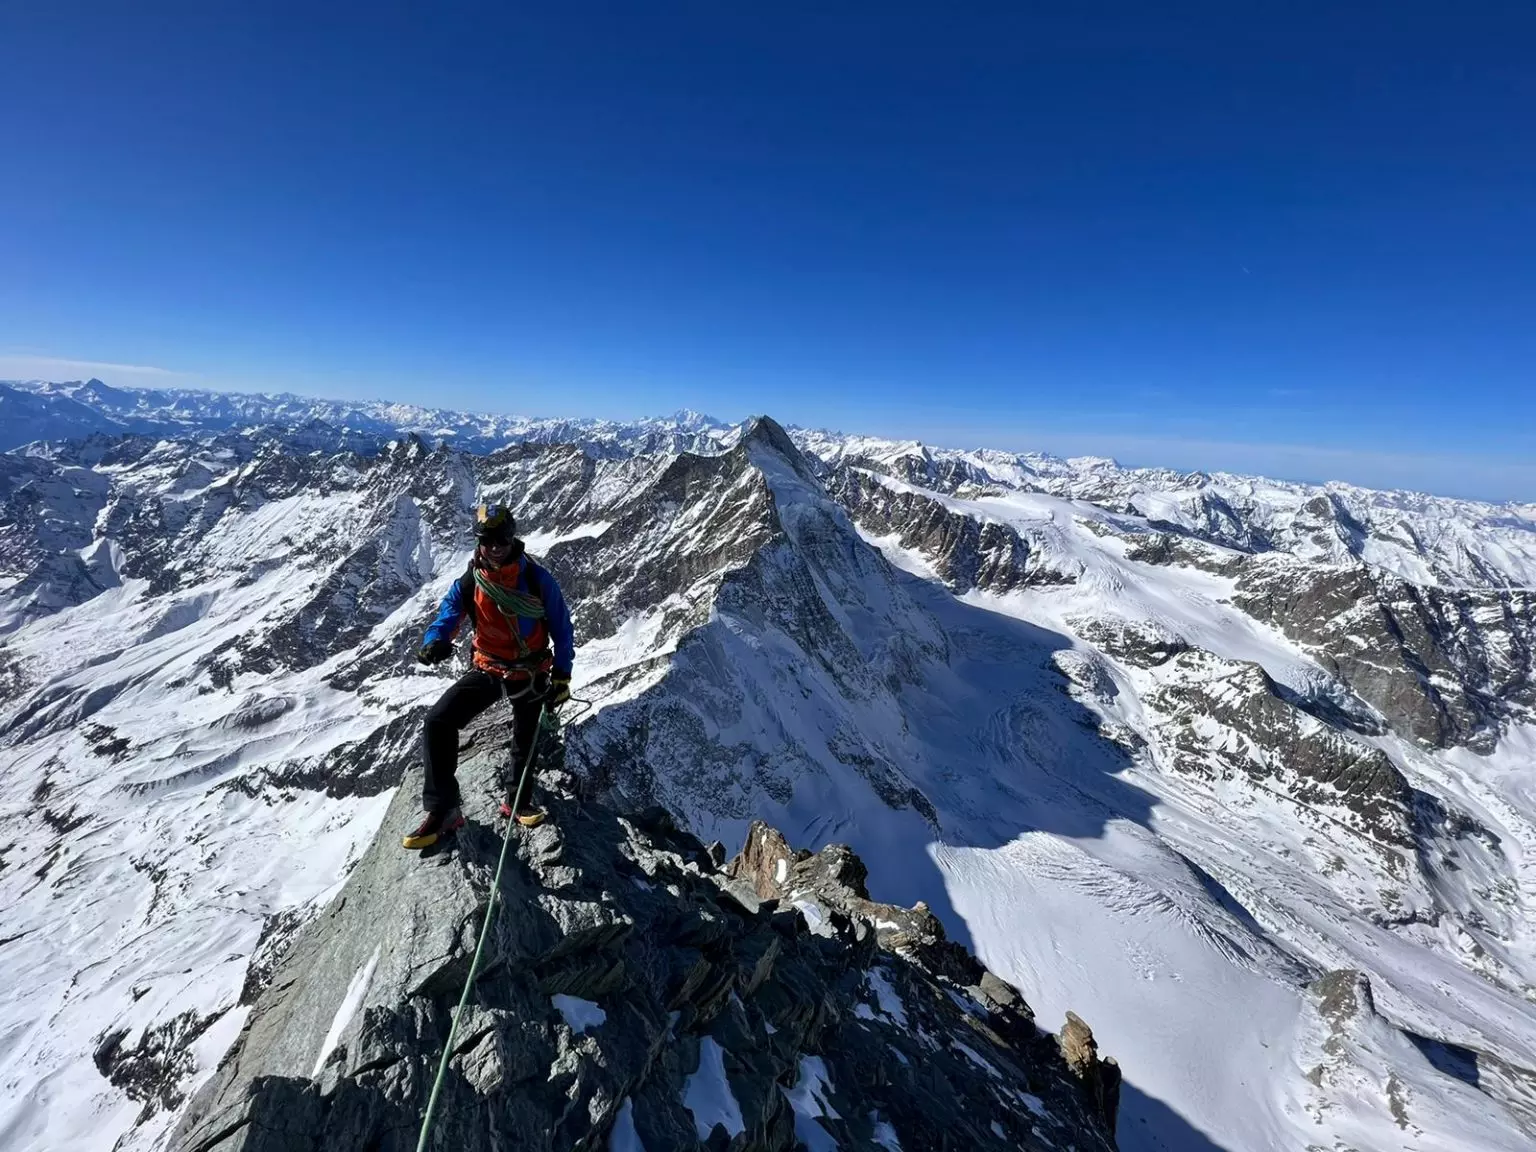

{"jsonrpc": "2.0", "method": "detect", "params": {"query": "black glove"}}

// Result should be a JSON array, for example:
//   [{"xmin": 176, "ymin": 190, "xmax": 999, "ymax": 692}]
[
  {"xmin": 417, "ymin": 639, "xmax": 453, "ymax": 665},
  {"xmin": 547, "ymin": 671, "xmax": 571, "ymax": 709}
]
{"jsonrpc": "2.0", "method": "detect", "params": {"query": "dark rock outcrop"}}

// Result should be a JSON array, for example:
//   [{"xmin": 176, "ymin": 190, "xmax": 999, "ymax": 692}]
[
  {"xmin": 1147, "ymin": 651, "xmax": 1417, "ymax": 848},
  {"xmin": 827, "ymin": 466, "xmax": 1070, "ymax": 593},
  {"xmin": 729, "ymin": 822, "xmax": 1025, "ymax": 1011},
  {"xmin": 823, "ymin": 446, "xmax": 1002, "ymax": 500},
  {"xmin": 169, "ymin": 735, "xmax": 1121, "ymax": 1152},
  {"xmin": 1059, "ymin": 1012, "xmax": 1122, "ymax": 1141},
  {"xmin": 1119, "ymin": 529, "xmax": 1246, "ymax": 575},
  {"xmin": 1234, "ymin": 561, "xmax": 1536, "ymax": 751},
  {"xmin": 95, "ymin": 1007, "xmax": 230, "ymax": 1122},
  {"xmin": 1070, "ymin": 616, "xmax": 1190, "ymax": 669}
]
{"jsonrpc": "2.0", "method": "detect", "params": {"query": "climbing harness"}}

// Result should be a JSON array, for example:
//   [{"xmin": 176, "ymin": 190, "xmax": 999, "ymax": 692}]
[
  {"xmin": 491, "ymin": 664, "xmax": 547, "ymax": 702},
  {"xmin": 413, "ymin": 693, "xmax": 592, "ymax": 1151}
]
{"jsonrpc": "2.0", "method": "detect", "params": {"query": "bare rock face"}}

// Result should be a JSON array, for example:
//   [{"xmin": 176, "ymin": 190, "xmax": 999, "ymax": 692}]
[
  {"xmin": 0, "ymin": 451, "xmax": 116, "ymax": 633},
  {"xmin": 168, "ymin": 743, "xmax": 1121, "ymax": 1152},
  {"xmin": 1233, "ymin": 561, "xmax": 1536, "ymax": 751},
  {"xmin": 1118, "ymin": 529, "xmax": 1245, "ymax": 575},
  {"xmin": 540, "ymin": 437, "xmax": 780, "ymax": 645},
  {"xmin": 1059, "ymin": 1012, "xmax": 1122, "ymax": 1140},
  {"xmin": 1312, "ymin": 968, "xmax": 1378, "ymax": 1029},
  {"xmin": 1070, "ymin": 616, "xmax": 1190, "ymax": 669},
  {"xmin": 727, "ymin": 821, "xmax": 1122, "ymax": 1140},
  {"xmin": 826, "ymin": 466, "xmax": 1067, "ymax": 593},
  {"xmin": 728, "ymin": 821, "xmax": 1010, "ymax": 996},
  {"xmin": 1147, "ymin": 651, "xmax": 1417, "ymax": 849}
]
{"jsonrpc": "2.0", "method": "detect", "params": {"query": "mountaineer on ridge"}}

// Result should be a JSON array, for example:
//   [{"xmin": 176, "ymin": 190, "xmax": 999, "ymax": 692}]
[{"xmin": 404, "ymin": 503, "xmax": 575, "ymax": 848}]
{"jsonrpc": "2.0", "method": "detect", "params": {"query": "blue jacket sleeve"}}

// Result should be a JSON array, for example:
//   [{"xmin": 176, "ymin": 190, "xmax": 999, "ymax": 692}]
[
  {"xmin": 535, "ymin": 566, "xmax": 575, "ymax": 675},
  {"xmin": 423, "ymin": 576, "xmax": 467, "ymax": 645}
]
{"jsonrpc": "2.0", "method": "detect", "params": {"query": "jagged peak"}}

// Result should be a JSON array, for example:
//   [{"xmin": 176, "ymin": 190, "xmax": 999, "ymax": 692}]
[
  {"xmin": 739, "ymin": 413, "xmax": 795, "ymax": 451},
  {"xmin": 383, "ymin": 432, "xmax": 430, "ymax": 459}
]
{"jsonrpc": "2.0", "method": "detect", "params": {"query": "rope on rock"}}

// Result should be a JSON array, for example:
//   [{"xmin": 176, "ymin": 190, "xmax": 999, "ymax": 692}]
[
  {"xmin": 414, "ymin": 694, "xmax": 592, "ymax": 1151},
  {"xmin": 414, "ymin": 703, "xmax": 545, "ymax": 1152}
]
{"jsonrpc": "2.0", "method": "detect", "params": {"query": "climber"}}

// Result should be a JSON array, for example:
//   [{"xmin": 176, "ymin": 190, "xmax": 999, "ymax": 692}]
[{"xmin": 403, "ymin": 503, "xmax": 575, "ymax": 849}]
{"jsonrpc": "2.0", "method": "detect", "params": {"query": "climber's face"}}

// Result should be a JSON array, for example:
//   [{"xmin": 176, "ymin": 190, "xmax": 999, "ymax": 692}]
[{"xmin": 480, "ymin": 537, "xmax": 515, "ymax": 565}]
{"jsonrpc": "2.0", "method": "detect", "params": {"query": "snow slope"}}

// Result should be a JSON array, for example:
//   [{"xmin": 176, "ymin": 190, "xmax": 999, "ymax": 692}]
[
  {"xmin": 3, "ymin": 402, "xmax": 1534, "ymax": 1151},
  {"xmin": 590, "ymin": 439, "xmax": 1535, "ymax": 1150}
]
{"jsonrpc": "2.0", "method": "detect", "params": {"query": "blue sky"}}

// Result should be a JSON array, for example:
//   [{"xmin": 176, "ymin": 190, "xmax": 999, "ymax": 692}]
[{"xmin": 2, "ymin": 2, "xmax": 1533, "ymax": 499}]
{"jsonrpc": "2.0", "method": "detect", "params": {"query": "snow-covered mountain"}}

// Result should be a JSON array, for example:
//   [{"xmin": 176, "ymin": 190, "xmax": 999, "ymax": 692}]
[
  {"xmin": 2, "ymin": 387, "xmax": 1535, "ymax": 1152},
  {"xmin": 0, "ymin": 378, "xmax": 738, "ymax": 458}
]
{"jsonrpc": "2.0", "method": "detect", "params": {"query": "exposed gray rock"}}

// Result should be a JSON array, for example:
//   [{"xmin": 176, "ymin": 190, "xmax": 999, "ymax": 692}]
[
  {"xmin": 1059, "ymin": 1012, "xmax": 1122, "ymax": 1141},
  {"xmin": 1147, "ymin": 650, "xmax": 1417, "ymax": 848},
  {"xmin": 1119, "ymin": 529, "xmax": 1246, "ymax": 575},
  {"xmin": 1233, "ymin": 561, "xmax": 1536, "ymax": 751},
  {"xmin": 1312, "ymin": 967, "xmax": 1377, "ymax": 1030},
  {"xmin": 1070, "ymin": 616, "xmax": 1190, "ymax": 669},
  {"xmin": 545, "ymin": 437, "xmax": 779, "ymax": 644},
  {"xmin": 827, "ymin": 466, "xmax": 1071, "ymax": 593},
  {"xmin": 94, "ymin": 1007, "xmax": 230, "ymax": 1123},
  {"xmin": 170, "ymin": 743, "xmax": 1120, "ymax": 1152},
  {"xmin": 835, "ymin": 447, "xmax": 1002, "ymax": 499},
  {"xmin": 728, "ymin": 821, "xmax": 1020, "ymax": 997}
]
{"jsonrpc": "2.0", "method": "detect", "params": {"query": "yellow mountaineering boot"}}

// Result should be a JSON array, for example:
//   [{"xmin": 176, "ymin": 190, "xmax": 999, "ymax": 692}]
[{"xmin": 402, "ymin": 807, "xmax": 465, "ymax": 850}]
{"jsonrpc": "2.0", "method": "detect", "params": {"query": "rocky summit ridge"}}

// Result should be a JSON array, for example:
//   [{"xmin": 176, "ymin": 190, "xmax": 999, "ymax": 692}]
[{"xmin": 169, "ymin": 713, "xmax": 1121, "ymax": 1152}]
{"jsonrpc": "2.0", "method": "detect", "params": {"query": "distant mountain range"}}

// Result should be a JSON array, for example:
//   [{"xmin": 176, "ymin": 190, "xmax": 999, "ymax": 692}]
[
  {"xmin": 7, "ymin": 376, "xmax": 1532, "ymax": 589},
  {"xmin": 0, "ymin": 377, "xmax": 734, "ymax": 457},
  {"xmin": 3, "ymin": 380, "xmax": 1536, "ymax": 1151}
]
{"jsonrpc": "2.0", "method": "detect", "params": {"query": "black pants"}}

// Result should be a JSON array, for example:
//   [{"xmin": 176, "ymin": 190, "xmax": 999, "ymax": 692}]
[{"xmin": 422, "ymin": 669, "xmax": 545, "ymax": 812}]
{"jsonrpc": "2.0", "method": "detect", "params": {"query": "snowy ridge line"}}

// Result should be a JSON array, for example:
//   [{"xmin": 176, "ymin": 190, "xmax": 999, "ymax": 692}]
[
  {"xmin": 3, "ymin": 411, "xmax": 1536, "ymax": 1150},
  {"xmin": 1, "ymin": 377, "xmax": 739, "ymax": 461},
  {"xmin": 6, "ymin": 374, "xmax": 1535, "ymax": 589},
  {"xmin": 796, "ymin": 427, "xmax": 1536, "ymax": 590},
  {"xmin": 798, "ymin": 424, "xmax": 1536, "ymax": 518}
]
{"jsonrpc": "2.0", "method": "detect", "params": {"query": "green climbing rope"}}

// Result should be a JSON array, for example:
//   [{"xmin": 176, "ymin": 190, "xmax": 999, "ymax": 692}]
[
  {"xmin": 414, "ymin": 703, "xmax": 546, "ymax": 1152},
  {"xmin": 474, "ymin": 569, "xmax": 547, "ymax": 620}
]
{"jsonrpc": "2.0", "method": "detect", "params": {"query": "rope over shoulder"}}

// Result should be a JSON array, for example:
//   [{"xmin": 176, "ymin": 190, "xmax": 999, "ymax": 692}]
[{"xmin": 474, "ymin": 568, "xmax": 546, "ymax": 620}]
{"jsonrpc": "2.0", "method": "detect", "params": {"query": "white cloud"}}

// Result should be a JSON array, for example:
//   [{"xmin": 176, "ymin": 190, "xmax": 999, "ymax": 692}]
[{"xmin": 0, "ymin": 354, "xmax": 189, "ymax": 384}]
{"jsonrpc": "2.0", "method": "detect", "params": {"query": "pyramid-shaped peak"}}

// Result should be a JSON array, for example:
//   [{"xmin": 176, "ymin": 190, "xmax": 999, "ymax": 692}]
[
  {"xmin": 740, "ymin": 414, "xmax": 798, "ymax": 455},
  {"xmin": 739, "ymin": 415, "xmax": 820, "ymax": 484}
]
